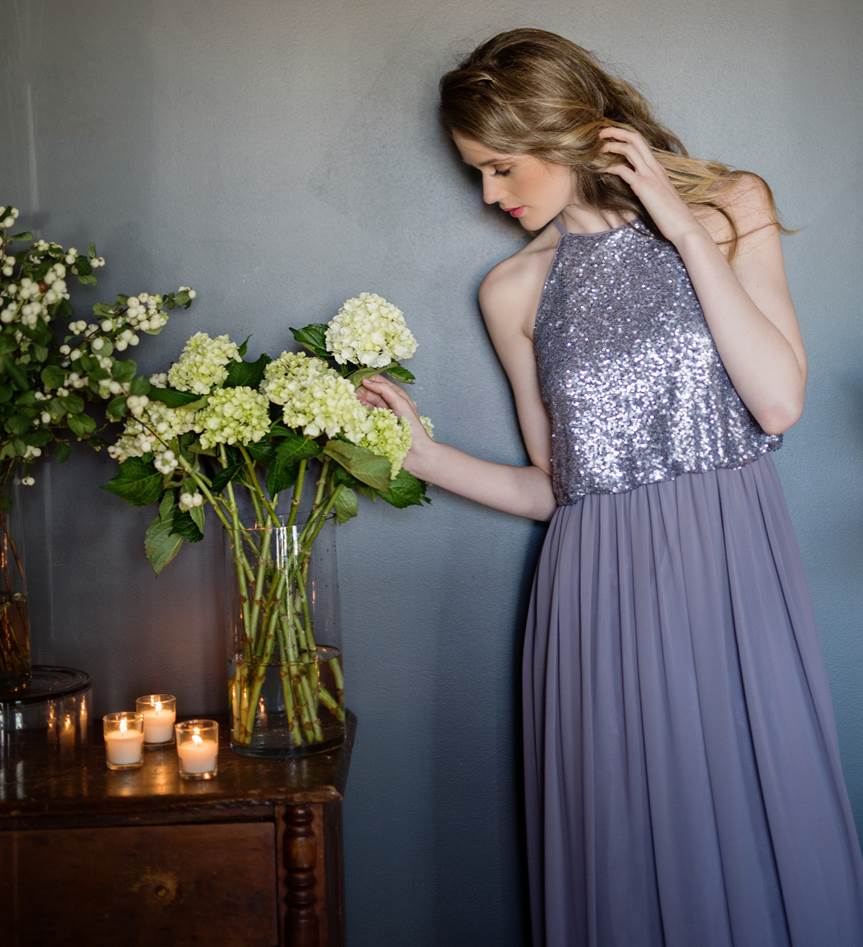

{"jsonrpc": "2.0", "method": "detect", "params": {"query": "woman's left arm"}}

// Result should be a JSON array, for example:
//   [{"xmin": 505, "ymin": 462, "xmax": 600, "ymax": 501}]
[{"xmin": 599, "ymin": 127, "xmax": 807, "ymax": 435}]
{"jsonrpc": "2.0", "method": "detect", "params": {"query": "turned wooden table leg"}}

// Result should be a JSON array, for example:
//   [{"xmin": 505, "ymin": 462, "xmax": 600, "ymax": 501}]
[{"xmin": 278, "ymin": 803, "xmax": 327, "ymax": 946}]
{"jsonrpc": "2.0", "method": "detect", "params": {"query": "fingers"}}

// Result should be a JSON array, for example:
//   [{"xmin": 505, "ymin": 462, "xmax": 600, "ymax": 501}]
[
  {"xmin": 598, "ymin": 126, "xmax": 657, "ymax": 170},
  {"xmin": 356, "ymin": 387, "xmax": 387, "ymax": 409},
  {"xmin": 362, "ymin": 376, "xmax": 418, "ymax": 414}
]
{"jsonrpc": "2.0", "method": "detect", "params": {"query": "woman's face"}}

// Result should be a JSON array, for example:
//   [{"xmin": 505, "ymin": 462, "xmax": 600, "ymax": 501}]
[{"xmin": 451, "ymin": 129, "xmax": 576, "ymax": 230}]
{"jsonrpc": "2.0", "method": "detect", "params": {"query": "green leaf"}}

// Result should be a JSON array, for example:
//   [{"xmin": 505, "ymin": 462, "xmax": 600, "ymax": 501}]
[
  {"xmin": 245, "ymin": 441, "xmax": 275, "ymax": 465},
  {"xmin": 289, "ymin": 324, "xmax": 330, "ymax": 360},
  {"xmin": 103, "ymin": 456, "xmax": 164, "ymax": 506},
  {"xmin": 67, "ymin": 412, "xmax": 97, "ymax": 437},
  {"xmin": 22, "ymin": 429, "xmax": 52, "ymax": 447},
  {"xmin": 128, "ymin": 376, "xmax": 151, "ymax": 396},
  {"xmin": 224, "ymin": 353, "xmax": 271, "ymax": 389},
  {"xmin": 5, "ymin": 413, "xmax": 33, "ymax": 436},
  {"xmin": 331, "ymin": 463, "xmax": 361, "ymax": 490},
  {"xmin": 170, "ymin": 506, "xmax": 203, "ymax": 543},
  {"xmin": 54, "ymin": 442, "xmax": 71, "ymax": 463},
  {"xmin": 145, "ymin": 493, "xmax": 184, "ymax": 575},
  {"xmin": 322, "ymin": 440, "xmax": 392, "ymax": 492},
  {"xmin": 88, "ymin": 243, "xmax": 97, "ymax": 257},
  {"xmin": 266, "ymin": 457, "xmax": 298, "ymax": 498},
  {"xmin": 0, "ymin": 336, "xmax": 16, "ymax": 355},
  {"xmin": 77, "ymin": 274, "xmax": 97, "ymax": 286},
  {"xmin": 41, "ymin": 365, "xmax": 66, "ymax": 389},
  {"xmin": 237, "ymin": 335, "xmax": 250, "ymax": 357},
  {"xmin": 111, "ymin": 359, "xmax": 137, "ymax": 383},
  {"xmin": 386, "ymin": 364, "xmax": 416, "ymax": 383},
  {"xmin": 8, "ymin": 231, "xmax": 34, "ymax": 242},
  {"xmin": 333, "ymin": 485, "xmax": 358, "ymax": 523},
  {"xmin": 211, "ymin": 462, "xmax": 243, "ymax": 493},
  {"xmin": 79, "ymin": 355, "xmax": 108, "ymax": 380},
  {"xmin": 1, "ymin": 356, "xmax": 27, "ymax": 389},
  {"xmin": 106, "ymin": 395, "xmax": 128, "ymax": 421},
  {"xmin": 148, "ymin": 386, "xmax": 203, "ymax": 408},
  {"xmin": 60, "ymin": 394, "xmax": 85, "ymax": 415},
  {"xmin": 189, "ymin": 503, "xmax": 206, "ymax": 534},
  {"xmin": 92, "ymin": 303, "xmax": 114, "ymax": 317},
  {"xmin": 0, "ymin": 384, "xmax": 12, "ymax": 404},
  {"xmin": 378, "ymin": 469, "xmax": 432, "ymax": 509}
]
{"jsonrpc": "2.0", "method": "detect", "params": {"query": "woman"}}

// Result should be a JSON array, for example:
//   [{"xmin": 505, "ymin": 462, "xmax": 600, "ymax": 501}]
[{"xmin": 356, "ymin": 28, "xmax": 863, "ymax": 947}]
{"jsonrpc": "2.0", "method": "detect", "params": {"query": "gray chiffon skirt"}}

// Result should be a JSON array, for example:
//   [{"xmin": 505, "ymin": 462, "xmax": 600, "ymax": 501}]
[{"xmin": 523, "ymin": 452, "xmax": 863, "ymax": 946}]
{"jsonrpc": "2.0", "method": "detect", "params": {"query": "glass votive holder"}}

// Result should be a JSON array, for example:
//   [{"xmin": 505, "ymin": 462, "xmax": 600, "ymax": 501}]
[
  {"xmin": 102, "ymin": 712, "xmax": 145, "ymax": 771},
  {"xmin": 175, "ymin": 719, "xmax": 219, "ymax": 781},
  {"xmin": 135, "ymin": 694, "xmax": 177, "ymax": 748}
]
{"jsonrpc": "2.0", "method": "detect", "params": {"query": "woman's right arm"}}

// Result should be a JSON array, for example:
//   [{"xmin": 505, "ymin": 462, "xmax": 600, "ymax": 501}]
[{"xmin": 358, "ymin": 259, "xmax": 558, "ymax": 523}]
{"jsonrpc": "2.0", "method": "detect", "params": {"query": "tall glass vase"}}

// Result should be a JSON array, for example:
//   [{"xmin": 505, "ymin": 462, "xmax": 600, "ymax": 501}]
[
  {"xmin": 225, "ymin": 511, "xmax": 345, "ymax": 757},
  {"xmin": 0, "ymin": 477, "xmax": 31, "ymax": 696}
]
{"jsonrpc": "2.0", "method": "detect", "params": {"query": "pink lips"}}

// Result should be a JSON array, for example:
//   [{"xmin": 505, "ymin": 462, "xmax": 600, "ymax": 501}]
[{"xmin": 507, "ymin": 206, "xmax": 526, "ymax": 217}]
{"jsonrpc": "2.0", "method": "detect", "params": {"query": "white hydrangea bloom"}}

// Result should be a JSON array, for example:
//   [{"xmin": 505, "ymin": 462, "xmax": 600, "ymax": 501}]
[
  {"xmin": 193, "ymin": 386, "xmax": 270, "ymax": 449},
  {"xmin": 348, "ymin": 406, "xmax": 412, "ymax": 479},
  {"xmin": 325, "ymin": 292, "xmax": 417, "ymax": 368},
  {"xmin": 262, "ymin": 350, "xmax": 367, "ymax": 440},
  {"xmin": 167, "ymin": 332, "xmax": 241, "ymax": 395}
]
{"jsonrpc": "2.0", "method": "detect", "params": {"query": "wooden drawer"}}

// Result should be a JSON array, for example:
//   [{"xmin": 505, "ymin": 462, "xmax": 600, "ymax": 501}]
[{"xmin": 2, "ymin": 821, "xmax": 279, "ymax": 946}]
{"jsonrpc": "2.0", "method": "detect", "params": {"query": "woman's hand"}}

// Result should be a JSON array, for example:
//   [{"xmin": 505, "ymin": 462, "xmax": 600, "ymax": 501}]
[
  {"xmin": 597, "ymin": 126, "xmax": 705, "ymax": 247},
  {"xmin": 355, "ymin": 374, "xmax": 435, "ymax": 476}
]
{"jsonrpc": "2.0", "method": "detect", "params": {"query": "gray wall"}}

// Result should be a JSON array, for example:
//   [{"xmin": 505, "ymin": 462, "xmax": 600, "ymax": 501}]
[{"xmin": 3, "ymin": 2, "xmax": 861, "ymax": 944}]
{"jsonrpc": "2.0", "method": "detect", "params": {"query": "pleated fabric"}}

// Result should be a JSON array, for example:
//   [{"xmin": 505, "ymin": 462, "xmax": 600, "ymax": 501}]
[{"xmin": 523, "ymin": 452, "xmax": 863, "ymax": 947}]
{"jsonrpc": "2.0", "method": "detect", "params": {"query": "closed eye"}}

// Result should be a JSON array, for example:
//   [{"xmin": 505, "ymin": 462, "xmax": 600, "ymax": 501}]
[{"xmin": 492, "ymin": 168, "xmax": 511, "ymax": 177}]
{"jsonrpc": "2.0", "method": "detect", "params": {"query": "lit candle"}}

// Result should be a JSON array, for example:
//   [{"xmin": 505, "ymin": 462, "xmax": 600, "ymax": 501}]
[
  {"xmin": 175, "ymin": 719, "xmax": 218, "ymax": 780},
  {"xmin": 59, "ymin": 712, "xmax": 75, "ymax": 750},
  {"xmin": 136, "ymin": 694, "xmax": 177, "ymax": 746},
  {"xmin": 103, "ymin": 712, "xmax": 145, "ymax": 770}
]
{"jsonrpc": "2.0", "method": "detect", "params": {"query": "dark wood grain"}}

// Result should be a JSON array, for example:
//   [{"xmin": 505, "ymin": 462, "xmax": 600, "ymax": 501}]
[
  {"xmin": 0, "ymin": 710, "xmax": 356, "ymax": 946},
  {"xmin": 2, "ymin": 822, "xmax": 279, "ymax": 947}
]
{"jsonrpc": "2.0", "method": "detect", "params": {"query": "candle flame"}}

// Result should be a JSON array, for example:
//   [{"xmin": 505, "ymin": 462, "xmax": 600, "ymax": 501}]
[
  {"xmin": 154, "ymin": 699, "xmax": 162, "ymax": 713},
  {"xmin": 119, "ymin": 716, "xmax": 128, "ymax": 733},
  {"xmin": 192, "ymin": 733, "xmax": 203, "ymax": 746},
  {"xmin": 63, "ymin": 713, "xmax": 72, "ymax": 731}
]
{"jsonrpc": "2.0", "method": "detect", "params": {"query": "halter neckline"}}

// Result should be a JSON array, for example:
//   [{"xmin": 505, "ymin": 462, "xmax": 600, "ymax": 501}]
[{"xmin": 553, "ymin": 214, "xmax": 642, "ymax": 237}]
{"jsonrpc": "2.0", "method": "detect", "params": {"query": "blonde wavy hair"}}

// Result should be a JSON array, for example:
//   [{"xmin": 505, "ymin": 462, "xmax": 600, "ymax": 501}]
[{"xmin": 439, "ymin": 28, "xmax": 796, "ymax": 261}]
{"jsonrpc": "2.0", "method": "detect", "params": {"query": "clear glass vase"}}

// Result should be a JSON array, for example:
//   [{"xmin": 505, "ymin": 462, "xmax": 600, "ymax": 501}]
[
  {"xmin": 225, "ymin": 511, "xmax": 345, "ymax": 757},
  {"xmin": 0, "ymin": 478, "xmax": 31, "ymax": 696}
]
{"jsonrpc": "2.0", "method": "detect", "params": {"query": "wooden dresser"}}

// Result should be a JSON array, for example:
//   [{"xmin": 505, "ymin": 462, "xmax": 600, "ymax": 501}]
[{"xmin": 0, "ymin": 709, "xmax": 356, "ymax": 946}]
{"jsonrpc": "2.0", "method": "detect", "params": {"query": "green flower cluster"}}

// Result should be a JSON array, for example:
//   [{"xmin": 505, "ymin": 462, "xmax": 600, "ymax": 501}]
[
  {"xmin": 262, "ymin": 351, "xmax": 367, "ymax": 440},
  {"xmin": 355, "ymin": 406, "xmax": 413, "ymax": 479},
  {"xmin": 194, "ymin": 386, "xmax": 270, "ymax": 449},
  {"xmin": 167, "ymin": 332, "xmax": 241, "ymax": 394},
  {"xmin": 325, "ymin": 292, "xmax": 417, "ymax": 368}
]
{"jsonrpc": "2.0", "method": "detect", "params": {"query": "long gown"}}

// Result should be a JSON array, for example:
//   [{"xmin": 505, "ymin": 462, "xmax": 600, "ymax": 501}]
[{"xmin": 522, "ymin": 213, "xmax": 863, "ymax": 946}]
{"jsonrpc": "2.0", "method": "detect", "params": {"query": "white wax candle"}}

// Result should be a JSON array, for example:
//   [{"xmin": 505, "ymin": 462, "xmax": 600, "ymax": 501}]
[
  {"xmin": 105, "ymin": 728, "xmax": 144, "ymax": 765},
  {"xmin": 142, "ymin": 705, "xmax": 176, "ymax": 743},
  {"xmin": 178, "ymin": 734, "xmax": 218, "ymax": 774}
]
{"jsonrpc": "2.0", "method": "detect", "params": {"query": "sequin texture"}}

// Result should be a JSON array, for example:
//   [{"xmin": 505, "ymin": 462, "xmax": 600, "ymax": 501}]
[{"xmin": 532, "ymin": 216, "xmax": 782, "ymax": 506}]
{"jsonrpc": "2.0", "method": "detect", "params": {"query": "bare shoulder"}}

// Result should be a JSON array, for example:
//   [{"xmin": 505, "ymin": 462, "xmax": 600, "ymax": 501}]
[
  {"xmin": 478, "ymin": 226, "xmax": 561, "ymax": 341},
  {"xmin": 692, "ymin": 172, "xmax": 779, "ymax": 258}
]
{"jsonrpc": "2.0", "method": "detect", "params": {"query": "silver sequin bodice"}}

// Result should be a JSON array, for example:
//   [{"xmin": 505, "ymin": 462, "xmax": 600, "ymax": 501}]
[{"xmin": 533, "ymin": 215, "xmax": 782, "ymax": 506}]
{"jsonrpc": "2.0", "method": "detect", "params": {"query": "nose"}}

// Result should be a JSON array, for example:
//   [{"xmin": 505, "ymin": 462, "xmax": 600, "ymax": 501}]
[{"xmin": 482, "ymin": 175, "xmax": 505, "ymax": 206}]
